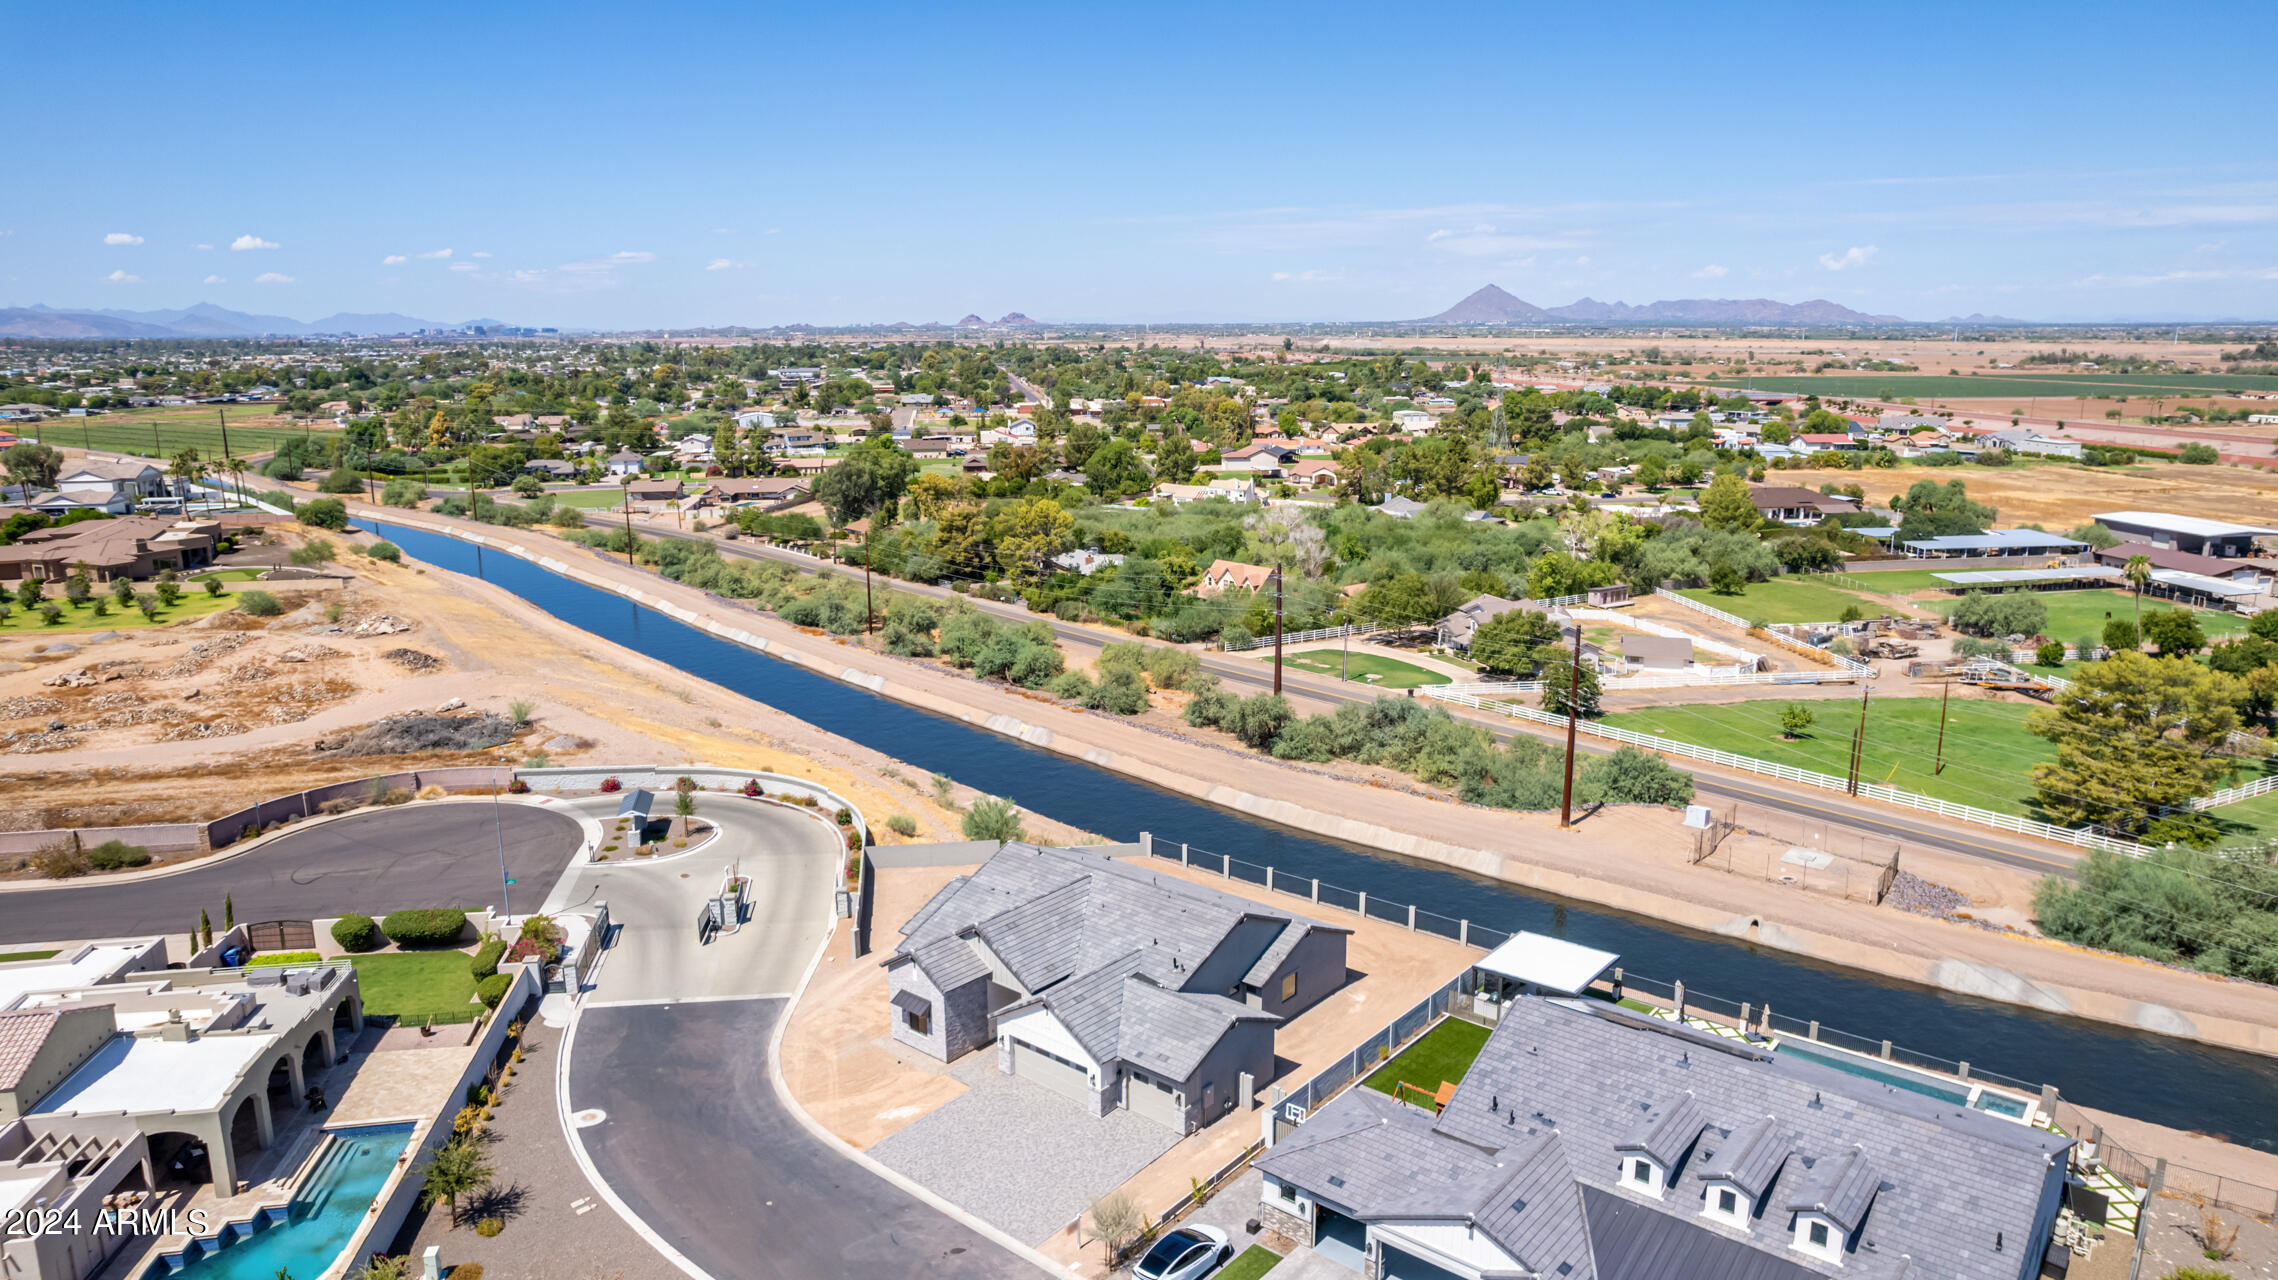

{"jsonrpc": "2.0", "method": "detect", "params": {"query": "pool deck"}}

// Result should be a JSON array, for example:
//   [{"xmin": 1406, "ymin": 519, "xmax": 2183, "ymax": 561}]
[{"xmin": 93, "ymin": 1025, "xmax": 472, "ymax": 1280}]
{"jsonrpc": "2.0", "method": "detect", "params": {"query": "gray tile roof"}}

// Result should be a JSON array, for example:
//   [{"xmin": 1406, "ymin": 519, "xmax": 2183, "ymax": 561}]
[{"xmin": 1261, "ymin": 997, "xmax": 2067, "ymax": 1280}]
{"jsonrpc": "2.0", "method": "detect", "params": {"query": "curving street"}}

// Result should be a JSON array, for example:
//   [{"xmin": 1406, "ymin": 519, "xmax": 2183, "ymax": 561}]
[{"xmin": 0, "ymin": 800, "xmax": 584, "ymax": 944}]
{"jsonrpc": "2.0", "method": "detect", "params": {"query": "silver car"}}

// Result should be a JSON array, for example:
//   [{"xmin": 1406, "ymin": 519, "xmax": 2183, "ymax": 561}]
[{"xmin": 1133, "ymin": 1225, "xmax": 1231, "ymax": 1280}]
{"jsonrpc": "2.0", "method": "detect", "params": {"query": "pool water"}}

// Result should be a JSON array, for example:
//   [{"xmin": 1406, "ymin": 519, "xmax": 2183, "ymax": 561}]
[
  {"xmin": 1775, "ymin": 1039, "xmax": 2031, "ymax": 1121},
  {"xmin": 148, "ymin": 1122, "xmax": 416, "ymax": 1279}
]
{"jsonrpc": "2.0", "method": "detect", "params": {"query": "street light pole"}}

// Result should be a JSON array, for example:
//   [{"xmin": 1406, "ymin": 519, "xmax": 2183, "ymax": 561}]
[
  {"xmin": 1271, "ymin": 566, "xmax": 1285, "ymax": 696},
  {"xmin": 1559, "ymin": 616, "xmax": 1582, "ymax": 829},
  {"xmin": 490, "ymin": 781, "xmax": 513, "ymax": 919}
]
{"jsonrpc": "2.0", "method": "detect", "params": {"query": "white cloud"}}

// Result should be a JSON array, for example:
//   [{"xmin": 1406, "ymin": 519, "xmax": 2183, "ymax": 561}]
[
  {"xmin": 448, "ymin": 261, "xmax": 480, "ymax": 273},
  {"xmin": 382, "ymin": 254, "xmax": 408, "ymax": 265},
  {"xmin": 203, "ymin": 274, "xmax": 227, "ymax": 284},
  {"xmin": 1692, "ymin": 264, "xmax": 1729, "ymax": 279},
  {"xmin": 2073, "ymin": 265, "xmax": 2278, "ymax": 288},
  {"xmin": 416, "ymin": 248, "xmax": 453, "ymax": 260},
  {"xmin": 506, "ymin": 249, "xmax": 657, "ymax": 292},
  {"xmin": 471, "ymin": 251, "xmax": 491, "ymax": 259},
  {"xmin": 706, "ymin": 258, "xmax": 737, "ymax": 271},
  {"xmin": 1818, "ymin": 245, "xmax": 1879, "ymax": 271},
  {"xmin": 1270, "ymin": 269, "xmax": 1344, "ymax": 283},
  {"xmin": 763, "ymin": 228, "xmax": 781, "ymax": 235},
  {"xmin": 254, "ymin": 272, "xmax": 294, "ymax": 284},
  {"xmin": 607, "ymin": 250, "xmax": 655, "ymax": 264},
  {"xmin": 105, "ymin": 269, "xmax": 141, "ymax": 283},
  {"xmin": 193, "ymin": 243, "xmax": 213, "ymax": 251},
  {"xmin": 103, "ymin": 232, "xmax": 143, "ymax": 246},
  {"xmin": 231, "ymin": 234, "xmax": 280, "ymax": 251}
]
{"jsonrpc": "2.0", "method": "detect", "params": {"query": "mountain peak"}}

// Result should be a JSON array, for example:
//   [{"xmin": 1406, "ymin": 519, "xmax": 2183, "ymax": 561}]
[
  {"xmin": 1423, "ymin": 284, "xmax": 1548, "ymax": 324},
  {"xmin": 1420, "ymin": 286, "xmax": 1909, "ymax": 326},
  {"xmin": 954, "ymin": 313, "xmax": 987, "ymax": 328},
  {"xmin": 996, "ymin": 311, "xmax": 1037, "ymax": 327}
]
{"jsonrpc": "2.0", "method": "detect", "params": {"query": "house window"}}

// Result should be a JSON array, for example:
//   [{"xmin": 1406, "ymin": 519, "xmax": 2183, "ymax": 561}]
[
  {"xmin": 1810, "ymin": 1222, "xmax": 1829, "ymax": 1248},
  {"xmin": 1279, "ymin": 1181, "xmax": 1299, "ymax": 1205},
  {"xmin": 903, "ymin": 1007, "xmax": 930, "ymax": 1035},
  {"xmin": 1630, "ymin": 1160, "xmax": 1651, "ymax": 1185},
  {"xmin": 1793, "ymin": 1214, "xmax": 1843, "ymax": 1263},
  {"xmin": 1717, "ymin": 1189, "xmax": 1737, "ymax": 1214},
  {"xmin": 1280, "ymin": 973, "xmax": 1298, "ymax": 1003}
]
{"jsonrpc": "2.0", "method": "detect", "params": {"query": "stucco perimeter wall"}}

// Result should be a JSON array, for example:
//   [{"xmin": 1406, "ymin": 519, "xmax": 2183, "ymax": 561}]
[{"xmin": 368, "ymin": 512, "xmax": 2278, "ymax": 1061}]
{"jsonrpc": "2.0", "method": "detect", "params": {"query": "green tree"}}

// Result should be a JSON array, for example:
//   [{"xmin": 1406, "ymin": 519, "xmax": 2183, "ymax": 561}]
[
  {"xmin": 416, "ymin": 1138, "xmax": 494, "ymax": 1228},
  {"xmin": 299, "ymin": 498, "xmax": 349, "ymax": 531},
  {"xmin": 1352, "ymin": 573, "xmax": 1437, "ymax": 632},
  {"xmin": 2027, "ymin": 651, "xmax": 2243, "ymax": 845},
  {"xmin": 2103, "ymin": 616, "xmax": 2138, "ymax": 652},
  {"xmin": 1, "ymin": 442, "xmax": 64, "ymax": 491},
  {"xmin": 2122, "ymin": 554, "xmax": 2153, "ymax": 630},
  {"xmin": 1082, "ymin": 439, "xmax": 1151, "ymax": 497},
  {"xmin": 2142, "ymin": 607, "xmax": 2206, "ymax": 657},
  {"xmin": 962, "ymin": 796, "xmax": 1025, "ymax": 842},
  {"xmin": 1778, "ymin": 703, "xmax": 1815, "ymax": 739},
  {"xmin": 1540, "ymin": 658, "xmax": 1601, "ymax": 718},
  {"xmin": 1469, "ymin": 607, "xmax": 1562, "ymax": 677},
  {"xmin": 1698, "ymin": 472, "xmax": 1758, "ymax": 532},
  {"xmin": 990, "ymin": 497, "xmax": 1075, "ymax": 583},
  {"xmin": 814, "ymin": 439, "xmax": 917, "ymax": 526}
]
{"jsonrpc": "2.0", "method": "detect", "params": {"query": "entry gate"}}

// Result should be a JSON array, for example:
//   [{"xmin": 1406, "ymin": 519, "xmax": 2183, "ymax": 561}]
[{"xmin": 244, "ymin": 920, "xmax": 316, "ymax": 952}]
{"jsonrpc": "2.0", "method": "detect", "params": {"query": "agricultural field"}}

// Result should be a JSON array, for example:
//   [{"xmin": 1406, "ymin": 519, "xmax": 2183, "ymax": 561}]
[
  {"xmin": 1281, "ymin": 650, "xmax": 1448, "ymax": 688},
  {"xmin": 1742, "ymin": 372, "xmax": 2278, "ymax": 400},
  {"xmin": 1602, "ymin": 697, "xmax": 2056, "ymax": 815},
  {"xmin": 16, "ymin": 406, "xmax": 324, "ymax": 460},
  {"xmin": 1677, "ymin": 578, "xmax": 1883, "ymax": 624}
]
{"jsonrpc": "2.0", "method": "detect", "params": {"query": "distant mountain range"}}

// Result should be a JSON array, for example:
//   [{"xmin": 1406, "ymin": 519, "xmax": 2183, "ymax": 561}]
[
  {"xmin": 1421, "ymin": 284, "xmax": 1908, "ymax": 326},
  {"xmin": 0, "ymin": 302, "xmax": 511, "ymax": 340}
]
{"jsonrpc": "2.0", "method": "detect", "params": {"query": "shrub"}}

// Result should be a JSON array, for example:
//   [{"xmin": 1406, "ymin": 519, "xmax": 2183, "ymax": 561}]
[
  {"xmin": 2035, "ymin": 640, "xmax": 2067, "ymax": 667},
  {"xmin": 237, "ymin": 590, "xmax": 283, "ymax": 617},
  {"xmin": 962, "ymin": 795, "xmax": 1025, "ymax": 842},
  {"xmin": 598, "ymin": 776, "xmax": 622, "ymax": 793},
  {"xmin": 31, "ymin": 842, "xmax": 90, "ymax": 879},
  {"xmin": 2178, "ymin": 443, "xmax": 2219, "ymax": 464},
  {"xmin": 469, "ymin": 939, "xmax": 508, "ymax": 978},
  {"xmin": 475, "ymin": 973, "xmax": 513, "ymax": 1008},
  {"xmin": 331, "ymin": 914, "xmax": 381, "ymax": 952},
  {"xmin": 299, "ymin": 498, "xmax": 349, "ymax": 530},
  {"xmin": 204, "ymin": 577, "xmax": 223, "ymax": 597},
  {"xmin": 86, "ymin": 839, "xmax": 152, "ymax": 871},
  {"xmin": 886, "ymin": 813, "xmax": 918, "ymax": 837},
  {"xmin": 834, "ymin": 807, "xmax": 853, "ymax": 826},
  {"xmin": 453, "ymin": 1264, "xmax": 485, "ymax": 1280},
  {"xmin": 1140, "ymin": 646, "xmax": 1200, "ymax": 690},
  {"xmin": 289, "ymin": 538, "xmax": 337, "ymax": 565},
  {"xmin": 365, "ymin": 540, "xmax": 402, "ymax": 563},
  {"xmin": 318, "ymin": 467, "xmax": 364, "ymax": 494},
  {"xmin": 380, "ymin": 477, "xmax": 427, "ymax": 508},
  {"xmin": 380, "ymin": 908, "xmax": 469, "ymax": 948},
  {"xmin": 1223, "ymin": 693, "xmax": 1295, "ymax": 750},
  {"xmin": 1085, "ymin": 667, "xmax": 1150, "ymax": 715},
  {"xmin": 740, "ymin": 778, "xmax": 762, "ymax": 796},
  {"xmin": 474, "ymin": 1217, "xmax": 504, "ymax": 1238}
]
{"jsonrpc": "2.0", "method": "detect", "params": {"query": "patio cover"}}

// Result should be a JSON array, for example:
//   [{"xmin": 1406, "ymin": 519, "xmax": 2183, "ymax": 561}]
[{"xmin": 1474, "ymin": 932, "xmax": 1620, "ymax": 995}]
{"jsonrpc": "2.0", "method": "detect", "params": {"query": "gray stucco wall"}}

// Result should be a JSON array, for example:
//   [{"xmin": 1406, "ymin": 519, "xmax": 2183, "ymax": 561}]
[
  {"xmin": 1179, "ymin": 1019, "xmax": 1275, "ymax": 1132},
  {"xmin": 1187, "ymin": 917, "xmax": 1288, "ymax": 1000},
  {"xmin": 885, "ymin": 962, "xmax": 950, "ymax": 1060},
  {"xmin": 1254, "ymin": 928, "xmax": 1349, "ymax": 1022}
]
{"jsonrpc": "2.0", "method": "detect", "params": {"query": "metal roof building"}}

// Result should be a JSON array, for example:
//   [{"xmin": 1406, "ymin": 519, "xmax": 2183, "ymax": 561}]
[{"xmin": 2091, "ymin": 512, "xmax": 2278, "ymax": 558}]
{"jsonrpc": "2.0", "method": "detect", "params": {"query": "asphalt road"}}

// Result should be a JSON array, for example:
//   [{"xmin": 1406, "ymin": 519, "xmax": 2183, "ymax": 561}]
[
  {"xmin": 0, "ymin": 801, "xmax": 582, "ymax": 944},
  {"xmin": 559, "ymin": 794, "xmax": 1038, "ymax": 1278},
  {"xmin": 571, "ymin": 1000, "xmax": 1032, "ymax": 1280}
]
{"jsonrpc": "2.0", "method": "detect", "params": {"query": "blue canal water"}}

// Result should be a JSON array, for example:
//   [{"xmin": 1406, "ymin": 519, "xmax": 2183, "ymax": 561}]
[{"xmin": 360, "ymin": 520, "xmax": 2278, "ymax": 1149}]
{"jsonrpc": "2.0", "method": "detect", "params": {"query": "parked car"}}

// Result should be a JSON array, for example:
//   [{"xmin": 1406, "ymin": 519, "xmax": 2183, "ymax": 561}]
[{"xmin": 1134, "ymin": 1226, "xmax": 1230, "ymax": 1280}]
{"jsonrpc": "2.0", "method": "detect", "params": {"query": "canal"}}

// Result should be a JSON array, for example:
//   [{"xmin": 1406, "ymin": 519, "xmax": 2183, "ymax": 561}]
[{"xmin": 362, "ymin": 519, "xmax": 2278, "ymax": 1149}]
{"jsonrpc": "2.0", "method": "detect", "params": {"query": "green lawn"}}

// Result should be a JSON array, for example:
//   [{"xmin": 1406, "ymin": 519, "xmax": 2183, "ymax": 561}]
[
  {"xmin": 548, "ymin": 489, "xmax": 626, "ymax": 509},
  {"xmin": 1218, "ymin": 1246, "xmax": 1283, "ymax": 1280},
  {"xmin": 1282, "ymin": 651, "xmax": 1449, "ymax": 689},
  {"xmin": 188, "ymin": 568, "xmax": 265, "ymax": 583},
  {"xmin": 1935, "ymin": 589, "xmax": 2246, "ymax": 651},
  {"xmin": 2212, "ymin": 790, "xmax": 2278, "ymax": 845},
  {"xmin": 247, "ymin": 951, "xmax": 322, "ymax": 967},
  {"xmin": 1364, "ymin": 1017, "xmax": 1491, "ymax": 1101},
  {"xmin": 349, "ymin": 951, "xmax": 481, "ymax": 1023},
  {"xmin": 1828, "ymin": 568, "xmax": 1980, "ymax": 594},
  {"xmin": 1678, "ymin": 578, "xmax": 1881, "ymax": 624},
  {"xmin": 1603, "ymin": 697, "xmax": 2057, "ymax": 814},
  {"xmin": 0, "ymin": 591, "xmax": 241, "ymax": 636},
  {"xmin": 0, "ymin": 950, "xmax": 61, "ymax": 964}
]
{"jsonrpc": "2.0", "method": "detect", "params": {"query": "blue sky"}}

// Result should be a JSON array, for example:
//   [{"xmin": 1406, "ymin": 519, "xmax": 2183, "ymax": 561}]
[{"xmin": 7, "ymin": 1, "xmax": 2273, "ymax": 327}]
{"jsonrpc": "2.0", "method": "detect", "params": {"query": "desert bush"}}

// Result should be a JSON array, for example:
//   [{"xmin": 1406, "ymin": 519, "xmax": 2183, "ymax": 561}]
[
  {"xmin": 289, "ymin": 538, "xmax": 336, "ymax": 566},
  {"xmin": 962, "ymin": 796, "xmax": 1025, "ymax": 842},
  {"xmin": 474, "ymin": 1217, "xmax": 504, "ymax": 1239},
  {"xmin": 86, "ymin": 839, "xmax": 151, "ymax": 871},
  {"xmin": 469, "ymin": 939, "xmax": 507, "ymax": 978},
  {"xmin": 32, "ymin": 842, "xmax": 90, "ymax": 879},
  {"xmin": 299, "ymin": 497, "xmax": 349, "ymax": 530},
  {"xmin": 886, "ymin": 813, "xmax": 918, "ymax": 837},
  {"xmin": 365, "ymin": 540, "xmax": 402, "ymax": 563},
  {"xmin": 380, "ymin": 908, "xmax": 468, "ymax": 948},
  {"xmin": 331, "ymin": 914, "xmax": 381, "ymax": 952},
  {"xmin": 237, "ymin": 590, "xmax": 283, "ymax": 617}
]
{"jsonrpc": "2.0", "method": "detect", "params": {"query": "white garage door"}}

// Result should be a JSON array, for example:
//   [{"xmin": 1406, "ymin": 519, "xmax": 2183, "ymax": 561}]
[
  {"xmin": 1125, "ymin": 1069, "xmax": 1184, "ymax": 1130},
  {"xmin": 1009, "ymin": 1038, "xmax": 1093, "ymax": 1108}
]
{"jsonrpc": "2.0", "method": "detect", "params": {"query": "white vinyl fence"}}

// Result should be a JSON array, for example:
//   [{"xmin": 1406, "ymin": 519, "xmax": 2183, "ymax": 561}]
[
  {"xmin": 1424, "ymin": 687, "xmax": 2146, "ymax": 856},
  {"xmin": 1222, "ymin": 623, "xmax": 1379, "ymax": 652},
  {"xmin": 1657, "ymin": 590, "xmax": 1877, "ymax": 676}
]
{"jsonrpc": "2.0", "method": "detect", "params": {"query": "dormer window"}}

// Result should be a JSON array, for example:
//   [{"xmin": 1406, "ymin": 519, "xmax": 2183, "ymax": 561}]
[
  {"xmin": 1793, "ymin": 1213, "xmax": 1843, "ymax": 1264},
  {"xmin": 1701, "ymin": 1180, "xmax": 1750, "ymax": 1227},
  {"xmin": 1624, "ymin": 1156, "xmax": 1666, "ymax": 1197}
]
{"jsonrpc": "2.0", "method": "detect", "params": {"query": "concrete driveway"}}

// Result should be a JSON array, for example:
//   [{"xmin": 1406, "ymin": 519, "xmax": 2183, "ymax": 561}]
[{"xmin": 0, "ymin": 800, "xmax": 583, "ymax": 944}]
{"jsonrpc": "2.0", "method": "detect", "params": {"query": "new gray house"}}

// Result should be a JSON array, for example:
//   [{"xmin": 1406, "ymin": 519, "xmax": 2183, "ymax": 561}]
[
  {"xmin": 884, "ymin": 843, "xmax": 1348, "ymax": 1133},
  {"xmin": 1257, "ymin": 997, "xmax": 2069, "ymax": 1280}
]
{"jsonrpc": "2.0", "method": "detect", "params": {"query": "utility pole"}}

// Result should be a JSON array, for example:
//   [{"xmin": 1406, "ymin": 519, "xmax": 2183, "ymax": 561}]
[
  {"xmin": 1933, "ymin": 680, "xmax": 1951, "ymax": 776},
  {"xmin": 863, "ymin": 544, "xmax": 875, "ymax": 635},
  {"xmin": 1559, "ymin": 617, "xmax": 1583, "ymax": 829},
  {"xmin": 1271, "ymin": 566, "xmax": 1285, "ymax": 695},
  {"xmin": 620, "ymin": 479, "xmax": 636, "ymax": 566},
  {"xmin": 1846, "ymin": 686, "xmax": 1870, "ymax": 796},
  {"xmin": 217, "ymin": 408, "xmax": 231, "ymax": 487}
]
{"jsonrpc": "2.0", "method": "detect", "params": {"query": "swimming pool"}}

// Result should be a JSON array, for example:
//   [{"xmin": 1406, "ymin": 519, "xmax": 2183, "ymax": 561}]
[
  {"xmin": 1774, "ymin": 1038, "xmax": 2032, "ymax": 1121},
  {"xmin": 146, "ymin": 1122, "xmax": 416, "ymax": 1279}
]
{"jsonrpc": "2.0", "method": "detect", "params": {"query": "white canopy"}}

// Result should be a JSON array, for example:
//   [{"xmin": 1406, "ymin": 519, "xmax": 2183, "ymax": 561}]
[{"xmin": 1474, "ymin": 932, "xmax": 1619, "ymax": 995}]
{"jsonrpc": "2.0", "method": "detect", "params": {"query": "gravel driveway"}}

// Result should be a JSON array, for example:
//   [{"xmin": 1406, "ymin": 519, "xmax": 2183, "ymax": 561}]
[{"xmin": 870, "ymin": 1065, "xmax": 1180, "ymax": 1244}]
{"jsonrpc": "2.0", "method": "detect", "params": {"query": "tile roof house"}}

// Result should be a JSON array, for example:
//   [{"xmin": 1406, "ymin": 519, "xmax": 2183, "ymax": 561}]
[
  {"xmin": 1198, "ymin": 559, "xmax": 1276, "ymax": 597},
  {"xmin": 884, "ymin": 843, "xmax": 1348, "ymax": 1133},
  {"xmin": 0, "ymin": 516, "xmax": 220, "ymax": 583},
  {"xmin": 1435, "ymin": 594, "xmax": 1545, "ymax": 650},
  {"xmin": 1255, "ymin": 998, "xmax": 2068, "ymax": 1280},
  {"xmin": 708, "ymin": 477, "xmax": 811, "ymax": 510},
  {"xmin": 1749, "ymin": 486, "xmax": 1862, "ymax": 524}
]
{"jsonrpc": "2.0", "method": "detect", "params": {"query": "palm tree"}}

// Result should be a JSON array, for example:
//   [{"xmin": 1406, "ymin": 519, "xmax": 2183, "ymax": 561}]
[
  {"xmin": 2123, "ymin": 554, "xmax": 2153, "ymax": 636},
  {"xmin": 416, "ymin": 1138, "xmax": 493, "ymax": 1228}
]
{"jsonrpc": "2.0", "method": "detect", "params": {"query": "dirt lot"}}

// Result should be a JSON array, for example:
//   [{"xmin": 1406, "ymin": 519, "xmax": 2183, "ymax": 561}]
[
  {"xmin": 1776, "ymin": 458, "xmax": 2278, "ymax": 528},
  {"xmin": 0, "ymin": 521, "xmax": 1090, "ymax": 858}
]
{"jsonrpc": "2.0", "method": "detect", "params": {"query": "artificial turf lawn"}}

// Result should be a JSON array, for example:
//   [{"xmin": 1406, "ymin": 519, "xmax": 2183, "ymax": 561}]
[
  {"xmin": 349, "ymin": 951, "xmax": 481, "ymax": 1023},
  {"xmin": 0, "ymin": 591, "xmax": 240, "ymax": 635},
  {"xmin": 1218, "ymin": 1246, "xmax": 1284, "ymax": 1280},
  {"xmin": 1601, "ymin": 696, "xmax": 2057, "ymax": 815},
  {"xmin": 1364, "ymin": 1016, "xmax": 1492, "ymax": 1101},
  {"xmin": 0, "ymin": 950, "xmax": 61, "ymax": 964},
  {"xmin": 1281, "ymin": 650, "xmax": 1449, "ymax": 688}
]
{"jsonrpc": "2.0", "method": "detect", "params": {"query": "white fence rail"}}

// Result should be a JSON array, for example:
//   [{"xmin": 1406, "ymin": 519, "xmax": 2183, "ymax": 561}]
[
  {"xmin": 1425, "ymin": 688, "xmax": 2145, "ymax": 856},
  {"xmin": 2193, "ymin": 772, "xmax": 2278, "ymax": 811},
  {"xmin": 1222, "ymin": 623, "xmax": 1379, "ymax": 652},
  {"xmin": 1657, "ymin": 590, "xmax": 1878, "ymax": 676}
]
